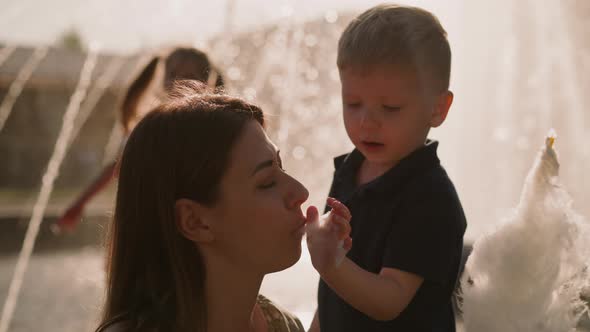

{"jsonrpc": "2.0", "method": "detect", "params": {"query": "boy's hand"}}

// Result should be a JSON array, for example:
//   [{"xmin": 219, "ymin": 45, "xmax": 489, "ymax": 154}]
[{"xmin": 305, "ymin": 197, "xmax": 353, "ymax": 275}]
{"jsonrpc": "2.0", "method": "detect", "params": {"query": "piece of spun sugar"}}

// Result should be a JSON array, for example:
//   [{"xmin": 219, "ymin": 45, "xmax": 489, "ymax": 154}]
[
  {"xmin": 460, "ymin": 131, "xmax": 590, "ymax": 332},
  {"xmin": 546, "ymin": 128, "xmax": 557, "ymax": 148}
]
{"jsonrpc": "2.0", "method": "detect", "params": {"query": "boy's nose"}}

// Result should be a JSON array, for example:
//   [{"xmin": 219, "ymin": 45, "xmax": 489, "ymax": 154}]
[{"xmin": 359, "ymin": 109, "xmax": 379, "ymax": 129}]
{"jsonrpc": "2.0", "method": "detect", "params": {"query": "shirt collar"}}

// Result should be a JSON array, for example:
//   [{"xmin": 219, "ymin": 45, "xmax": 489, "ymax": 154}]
[{"xmin": 334, "ymin": 140, "xmax": 441, "ymax": 197}]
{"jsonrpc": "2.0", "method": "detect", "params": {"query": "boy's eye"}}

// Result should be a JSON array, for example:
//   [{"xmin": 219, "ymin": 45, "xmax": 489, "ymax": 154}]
[
  {"xmin": 383, "ymin": 105, "xmax": 401, "ymax": 112},
  {"xmin": 345, "ymin": 102, "xmax": 361, "ymax": 108}
]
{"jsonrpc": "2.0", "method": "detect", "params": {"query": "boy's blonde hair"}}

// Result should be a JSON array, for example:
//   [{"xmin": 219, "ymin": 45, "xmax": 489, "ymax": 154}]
[{"xmin": 337, "ymin": 4, "xmax": 451, "ymax": 92}]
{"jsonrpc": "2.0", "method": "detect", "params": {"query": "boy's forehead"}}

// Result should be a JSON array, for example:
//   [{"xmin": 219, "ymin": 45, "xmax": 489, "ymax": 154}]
[
  {"xmin": 341, "ymin": 65, "xmax": 418, "ymax": 89},
  {"xmin": 339, "ymin": 62, "xmax": 415, "ymax": 77}
]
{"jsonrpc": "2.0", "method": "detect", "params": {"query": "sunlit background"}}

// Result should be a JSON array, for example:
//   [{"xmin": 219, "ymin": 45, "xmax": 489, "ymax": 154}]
[{"xmin": 0, "ymin": 0, "xmax": 589, "ymax": 331}]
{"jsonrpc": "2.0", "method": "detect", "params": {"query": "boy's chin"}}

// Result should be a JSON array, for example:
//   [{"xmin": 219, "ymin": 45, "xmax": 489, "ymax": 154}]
[
  {"xmin": 357, "ymin": 142, "xmax": 384, "ymax": 154},
  {"xmin": 359, "ymin": 150, "xmax": 399, "ymax": 167},
  {"xmin": 358, "ymin": 145, "xmax": 416, "ymax": 167},
  {"xmin": 358, "ymin": 141, "xmax": 386, "ymax": 153}
]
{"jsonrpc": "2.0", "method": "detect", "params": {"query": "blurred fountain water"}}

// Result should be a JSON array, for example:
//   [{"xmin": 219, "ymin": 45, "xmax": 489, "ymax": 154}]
[
  {"xmin": 208, "ymin": 7, "xmax": 353, "ymax": 207},
  {"xmin": 0, "ymin": 46, "xmax": 48, "ymax": 133},
  {"xmin": 101, "ymin": 56, "xmax": 145, "ymax": 166},
  {"xmin": 0, "ymin": 50, "xmax": 98, "ymax": 332},
  {"xmin": 204, "ymin": 1, "xmax": 590, "ymax": 221},
  {"xmin": 66, "ymin": 57, "xmax": 125, "ymax": 150},
  {"xmin": 0, "ymin": 46, "xmax": 16, "ymax": 68},
  {"xmin": 101, "ymin": 119, "xmax": 124, "ymax": 167},
  {"xmin": 445, "ymin": 0, "xmax": 590, "ymax": 239}
]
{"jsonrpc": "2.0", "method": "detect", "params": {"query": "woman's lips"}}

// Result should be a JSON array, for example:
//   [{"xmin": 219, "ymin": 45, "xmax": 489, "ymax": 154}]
[
  {"xmin": 293, "ymin": 215, "xmax": 306, "ymax": 237},
  {"xmin": 295, "ymin": 223, "xmax": 306, "ymax": 238}
]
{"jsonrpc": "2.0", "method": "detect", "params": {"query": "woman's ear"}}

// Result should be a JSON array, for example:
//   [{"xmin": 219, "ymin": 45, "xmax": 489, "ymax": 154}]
[
  {"xmin": 429, "ymin": 90, "xmax": 454, "ymax": 128},
  {"xmin": 174, "ymin": 199, "xmax": 214, "ymax": 243}
]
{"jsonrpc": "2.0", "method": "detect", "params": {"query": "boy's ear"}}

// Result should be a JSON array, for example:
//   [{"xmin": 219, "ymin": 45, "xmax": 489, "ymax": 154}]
[
  {"xmin": 174, "ymin": 199, "xmax": 214, "ymax": 243},
  {"xmin": 429, "ymin": 91, "xmax": 453, "ymax": 128}
]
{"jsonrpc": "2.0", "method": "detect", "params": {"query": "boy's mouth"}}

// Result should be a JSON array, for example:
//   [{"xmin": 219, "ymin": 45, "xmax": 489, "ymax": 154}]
[{"xmin": 361, "ymin": 141, "xmax": 385, "ymax": 151}]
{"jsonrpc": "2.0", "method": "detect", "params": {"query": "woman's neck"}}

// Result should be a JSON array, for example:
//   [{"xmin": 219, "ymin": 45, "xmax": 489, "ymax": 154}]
[{"xmin": 204, "ymin": 254, "xmax": 265, "ymax": 332}]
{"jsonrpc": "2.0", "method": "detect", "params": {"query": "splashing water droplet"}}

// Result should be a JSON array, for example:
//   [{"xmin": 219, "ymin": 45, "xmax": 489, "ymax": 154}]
[
  {"xmin": 516, "ymin": 136, "xmax": 529, "ymax": 150},
  {"xmin": 292, "ymin": 146, "xmax": 306, "ymax": 160},
  {"xmin": 330, "ymin": 96, "xmax": 341, "ymax": 112},
  {"xmin": 228, "ymin": 67, "xmax": 242, "ymax": 81},
  {"xmin": 270, "ymin": 74, "xmax": 284, "ymax": 88},
  {"xmin": 253, "ymin": 33, "xmax": 266, "ymax": 47},
  {"xmin": 305, "ymin": 67, "xmax": 319, "ymax": 81},
  {"xmin": 281, "ymin": 5, "xmax": 294, "ymax": 18},
  {"xmin": 228, "ymin": 45, "xmax": 241, "ymax": 58},
  {"xmin": 243, "ymin": 87, "xmax": 257, "ymax": 101},
  {"xmin": 493, "ymin": 127, "xmax": 510, "ymax": 142},
  {"xmin": 325, "ymin": 10, "xmax": 338, "ymax": 23},
  {"xmin": 305, "ymin": 34, "xmax": 318, "ymax": 47},
  {"xmin": 330, "ymin": 68, "xmax": 339, "ymax": 82}
]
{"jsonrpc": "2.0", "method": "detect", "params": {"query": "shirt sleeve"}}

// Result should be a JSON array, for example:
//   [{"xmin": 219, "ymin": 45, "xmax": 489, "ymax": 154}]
[{"xmin": 381, "ymin": 184, "xmax": 463, "ymax": 284}]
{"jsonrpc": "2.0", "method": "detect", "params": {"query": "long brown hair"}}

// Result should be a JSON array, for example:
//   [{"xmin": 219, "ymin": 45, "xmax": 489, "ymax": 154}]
[
  {"xmin": 121, "ymin": 47, "xmax": 225, "ymax": 133},
  {"xmin": 98, "ymin": 81, "xmax": 264, "ymax": 332}
]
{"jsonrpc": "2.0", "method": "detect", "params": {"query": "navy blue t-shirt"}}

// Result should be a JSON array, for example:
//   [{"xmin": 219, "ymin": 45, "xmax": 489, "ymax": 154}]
[{"xmin": 318, "ymin": 140, "xmax": 467, "ymax": 332}]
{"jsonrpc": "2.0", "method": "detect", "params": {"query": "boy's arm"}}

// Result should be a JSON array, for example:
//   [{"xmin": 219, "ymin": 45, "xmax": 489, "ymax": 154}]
[
  {"xmin": 315, "ymin": 186, "xmax": 464, "ymax": 321},
  {"xmin": 306, "ymin": 198, "xmax": 423, "ymax": 321},
  {"xmin": 320, "ymin": 259, "xmax": 423, "ymax": 321}
]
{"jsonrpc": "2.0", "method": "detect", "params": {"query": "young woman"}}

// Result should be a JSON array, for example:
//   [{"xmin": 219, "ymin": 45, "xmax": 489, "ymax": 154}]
[
  {"xmin": 57, "ymin": 47, "xmax": 224, "ymax": 230},
  {"xmin": 95, "ymin": 81, "xmax": 351, "ymax": 332}
]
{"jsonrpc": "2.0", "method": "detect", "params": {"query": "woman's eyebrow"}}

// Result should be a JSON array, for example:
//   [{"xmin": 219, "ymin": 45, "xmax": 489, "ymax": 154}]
[
  {"xmin": 251, "ymin": 159, "xmax": 274, "ymax": 176},
  {"xmin": 251, "ymin": 150, "xmax": 281, "ymax": 176}
]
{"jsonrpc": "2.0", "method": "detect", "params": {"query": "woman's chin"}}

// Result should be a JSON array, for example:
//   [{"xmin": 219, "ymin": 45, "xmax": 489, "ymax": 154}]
[{"xmin": 267, "ymin": 246, "xmax": 302, "ymax": 273}]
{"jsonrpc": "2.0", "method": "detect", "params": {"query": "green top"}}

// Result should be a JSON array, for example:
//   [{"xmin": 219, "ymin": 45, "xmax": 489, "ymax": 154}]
[
  {"xmin": 257, "ymin": 295, "xmax": 304, "ymax": 332},
  {"xmin": 97, "ymin": 294, "xmax": 304, "ymax": 332}
]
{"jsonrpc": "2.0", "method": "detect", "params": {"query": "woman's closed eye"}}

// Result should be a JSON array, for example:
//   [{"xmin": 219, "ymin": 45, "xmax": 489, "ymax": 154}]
[
  {"xmin": 257, "ymin": 163, "xmax": 284, "ymax": 190},
  {"xmin": 258, "ymin": 180, "xmax": 276, "ymax": 189},
  {"xmin": 255, "ymin": 151, "xmax": 285, "ymax": 190}
]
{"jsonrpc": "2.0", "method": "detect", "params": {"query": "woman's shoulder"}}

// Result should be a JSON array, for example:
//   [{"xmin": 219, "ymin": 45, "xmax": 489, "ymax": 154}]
[
  {"xmin": 98, "ymin": 297, "xmax": 304, "ymax": 332},
  {"xmin": 257, "ymin": 294, "xmax": 305, "ymax": 332},
  {"xmin": 95, "ymin": 315, "xmax": 132, "ymax": 332},
  {"xmin": 97, "ymin": 323, "xmax": 128, "ymax": 332},
  {"xmin": 95, "ymin": 314, "xmax": 155, "ymax": 332}
]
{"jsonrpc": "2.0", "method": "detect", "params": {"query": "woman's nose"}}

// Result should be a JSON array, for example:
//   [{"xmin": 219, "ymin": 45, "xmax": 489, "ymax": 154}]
[{"xmin": 286, "ymin": 177, "xmax": 309, "ymax": 209}]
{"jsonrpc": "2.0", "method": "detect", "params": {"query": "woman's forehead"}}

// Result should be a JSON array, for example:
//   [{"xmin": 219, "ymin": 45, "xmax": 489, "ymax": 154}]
[{"xmin": 228, "ymin": 122, "xmax": 277, "ymax": 174}]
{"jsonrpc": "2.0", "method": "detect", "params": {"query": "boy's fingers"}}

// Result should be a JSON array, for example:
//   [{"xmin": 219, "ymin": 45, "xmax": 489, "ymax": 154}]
[
  {"xmin": 330, "ymin": 214, "xmax": 351, "ymax": 239},
  {"xmin": 333, "ymin": 207, "xmax": 351, "ymax": 221},
  {"xmin": 327, "ymin": 197, "xmax": 351, "ymax": 220},
  {"xmin": 306, "ymin": 205, "xmax": 320, "ymax": 226},
  {"xmin": 343, "ymin": 237, "xmax": 353, "ymax": 251}
]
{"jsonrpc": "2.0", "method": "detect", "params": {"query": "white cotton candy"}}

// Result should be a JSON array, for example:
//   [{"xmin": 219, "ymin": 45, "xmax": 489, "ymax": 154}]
[{"xmin": 461, "ymin": 130, "xmax": 590, "ymax": 332}]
